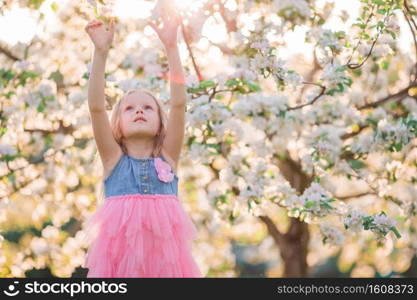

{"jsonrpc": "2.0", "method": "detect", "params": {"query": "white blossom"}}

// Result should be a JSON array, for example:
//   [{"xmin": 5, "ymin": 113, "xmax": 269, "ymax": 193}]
[
  {"xmin": 117, "ymin": 78, "xmax": 141, "ymax": 92},
  {"xmin": 320, "ymin": 60, "xmax": 347, "ymax": 89},
  {"xmin": 305, "ymin": 124, "xmax": 344, "ymax": 165},
  {"xmin": 351, "ymin": 131, "xmax": 376, "ymax": 154},
  {"xmin": 219, "ymin": 167, "xmax": 240, "ymax": 187},
  {"xmin": 68, "ymin": 91, "xmax": 86, "ymax": 107},
  {"xmin": 344, "ymin": 208, "xmax": 368, "ymax": 233},
  {"xmin": 297, "ymin": 182, "xmax": 337, "ymax": 218},
  {"xmin": 319, "ymin": 223, "xmax": 345, "ymax": 246},
  {"xmin": 402, "ymin": 97, "xmax": 417, "ymax": 113},
  {"xmin": 370, "ymin": 107, "xmax": 388, "ymax": 121},
  {"xmin": 375, "ymin": 118, "xmax": 415, "ymax": 151},
  {"xmin": 30, "ymin": 237, "xmax": 50, "ymax": 255},
  {"xmin": 0, "ymin": 144, "xmax": 17, "ymax": 156},
  {"xmin": 306, "ymin": 28, "xmax": 343, "ymax": 52},
  {"xmin": 86, "ymin": 0, "xmax": 97, "ymax": 8},
  {"xmin": 373, "ymin": 213, "xmax": 396, "ymax": 234},
  {"xmin": 38, "ymin": 80, "xmax": 57, "ymax": 98},
  {"xmin": 273, "ymin": 0, "xmax": 312, "ymax": 18},
  {"xmin": 189, "ymin": 143, "xmax": 214, "ymax": 164},
  {"xmin": 250, "ymin": 39, "xmax": 270, "ymax": 52},
  {"xmin": 13, "ymin": 60, "xmax": 31, "ymax": 71},
  {"xmin": 367, "ymin": 211, "xmax": 400, "ymax": 242},
  {"xmin": 228, "ymin": 153, "xmax": 244, "ymax": 169}
]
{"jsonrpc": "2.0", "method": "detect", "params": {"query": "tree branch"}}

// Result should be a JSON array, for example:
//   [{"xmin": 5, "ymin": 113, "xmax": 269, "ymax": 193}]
[
  {"xmin": 358, "ymin": 84, "xmax": 417, "ymax": 110},
  {"xmin": 287, "ymin": 84, "xmax": 326, "ymax": 111},
  {"xmin": 0, "ymin": 43, "xmax": 20, "ymax": 61},
  {"xmin": 180, "ymin": 19, "xmax": 204, "ymax": 81},
  {"xmin": 258, "ymin": 215, "xmax": 285, "ymax": 247},
  {"xmin": 336, "ymin": 191, "xmax": 371, "ymax": 200}
]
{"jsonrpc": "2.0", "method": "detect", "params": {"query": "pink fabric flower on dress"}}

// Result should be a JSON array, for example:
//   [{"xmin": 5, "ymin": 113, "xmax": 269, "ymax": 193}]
[{"xmin": 154, "ymin": 157, "xmax": 174, "ymax": 183}]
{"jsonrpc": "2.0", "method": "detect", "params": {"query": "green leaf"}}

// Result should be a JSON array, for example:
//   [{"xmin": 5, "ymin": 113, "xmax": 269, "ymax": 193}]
[
  {"xmin": 380, "ymin": 60, "xmax": 390, "ymax": 70},
  {"xmin": 17, "ymin": 71, "xmax": 38, "ymax": 87},
  {"xmin": 45, "ymin": 135, "xmax": 53, "ymax": 147},
  {"xmin": 51, "ymin": 2, "xmax": 58, "ymax": 12},
  {"xmin": 0, "ymin": 68, "xmax": 16, "ymax": 83},
  {"xmin": 28, "ymin": 0, "xmax": 46, "ymax": 9},
  {"xmin": 305, "ymin": 201, "xmax": 316, "ymax": 208},
  {"xmin": 390, "ymin": 143, "xmax": 403, "ymax": 152},
  {"xmin": 326, "ymin": 88, "xmax": 336, "ymax": 96},
  {"xmin": 343, "ymin": 77, "xmax": 352, "ymax": 87},
  {"xmin": 229, "ymin": 212, "xmax": 236, "ymax": 222},
  {"xmin": 336, "ymin": 65, "xmax": 348, "ymax": 72},
  {"xmin": 199, "ymin": 80, "xmax": 215, "ymax": 89},
  {"xmin": 353, "ymin": 23, "xmax": 366, "ymax": 29},
  {"xmin": 37, "ymin": 103, "xmax": 45, "ymax": 112},
  {"xmin": 0, "ymin": 127, "xmax": 7, "ymax": 137},
  {"xmin": 225, "ymin": 78, "xmax": 239, "ymax": 87},
  {"xmin": 247, "ymin": 82, "xmax": 261, "ymax": 92},
  {"xmin": 48, "ymin": 70, "xmax": 63, "ymax": 87},
  {"xmin": 348, "ymin": 159, "xmax": 365, "ymax": 170},
  {"xmin": 387, "ymin": 30, "xmax": 397, "ymax": 39},
  {"xmin": 377, "ymin": 21, "xmax": 385, "ymax": 30},
  {"xmin": 372, "ymin": 0, "xmax": 385, "ymax": 5},
  {"xmin": 390, "ymin": 227, "xmax": 402, "ymax": 238},
  {"xmin": 93, "ymin": 6, "xmax": 99, "ymax": 17},
  {"xmin": 335, "ymin": 31, "xmax": 346, "ymax": 39},
  {"xmin": 206, "ymin": 143, "xmax": 221, "ymax": 151}
]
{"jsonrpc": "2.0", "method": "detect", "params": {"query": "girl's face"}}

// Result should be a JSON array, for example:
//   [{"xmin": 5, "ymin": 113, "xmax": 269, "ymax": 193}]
[{"xmin": 120, "ymin": 91, "xmax": 160, "ymax": 140}]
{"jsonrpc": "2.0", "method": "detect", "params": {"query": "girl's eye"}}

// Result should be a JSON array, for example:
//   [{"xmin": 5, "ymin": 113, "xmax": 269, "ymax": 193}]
[
  {"xmin": 145, "ymin": 105, "xmax": 153, "ymax": 110},
  {"xmin": 126, "ymin": 106, "xmax": 132, "ymax": 110}
]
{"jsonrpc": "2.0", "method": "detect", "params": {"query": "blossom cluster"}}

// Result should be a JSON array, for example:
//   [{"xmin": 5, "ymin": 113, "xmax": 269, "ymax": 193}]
[
  {"xmin": 306, "ymin": 28, "xmax": 345, "ymax": 54},
  {"xmin": 289, "ymin": 182, "xmax": 338, "ymax": 222},
  {"xmin": 186, "ymin": 95, "xmax": 232, "ymax": 128},
  {"xmin": 319, "ymin": 60, "xmax": 352, "ymax": 93},
  {"xmin": 249, "ymin": 39, "xmax": 303, "ymax": 88},
  {"xmin": 352, "ymin": 114, "xmax": 417, "ymax": 154},
  {"xmin": 344, "ymin": 207, "xmax": 401, "ymax": 242},
  {"xmin": 319, "ymin": 223, "xmax": 345, "ymax": 246},
  {"xmin": 273, "ymin": 0, "xmax": 312, "ymax": 21},
  {"xmin": 304, "ymin": 125, "xmax": 345, "ymax": 171}
]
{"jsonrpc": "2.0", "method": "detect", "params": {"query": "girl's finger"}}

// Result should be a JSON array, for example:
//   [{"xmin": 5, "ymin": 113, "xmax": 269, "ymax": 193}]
[
  {"xmin": 109, "ymin": 19, "xmax": 115, "ymax": 32},
  {"xmin": 86, "ymin": 22, "xmax": 96, "ymax": 30},
  {"xmin": 91, "ymin": 20, "xmax": 101, "ymax": 26},
  {"xmin": 147, "ymin": 21, "xmax": 158, "ymax": 33}
]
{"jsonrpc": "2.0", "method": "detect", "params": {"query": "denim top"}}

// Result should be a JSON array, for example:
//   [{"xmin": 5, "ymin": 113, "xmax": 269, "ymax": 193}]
[{"xmin": 104, "ymin": 153, "xmax": 179, "ymax": 198}]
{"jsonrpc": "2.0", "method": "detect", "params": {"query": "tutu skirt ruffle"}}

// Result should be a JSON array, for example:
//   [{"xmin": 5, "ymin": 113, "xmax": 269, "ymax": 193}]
[{"xmin": 82, "ymin": 193, "xmax": 202, "ymax": 278}]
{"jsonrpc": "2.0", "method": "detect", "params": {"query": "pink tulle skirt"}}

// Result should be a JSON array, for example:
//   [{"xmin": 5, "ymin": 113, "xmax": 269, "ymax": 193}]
[{"xmin": 82, "ymin": 193, "xmax": 202, "ymax": 278}]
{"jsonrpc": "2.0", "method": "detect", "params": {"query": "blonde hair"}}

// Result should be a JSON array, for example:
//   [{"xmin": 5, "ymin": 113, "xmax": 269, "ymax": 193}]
[{"xmin": 92, "ymin": 89, "xmax": 168, "ymax": 207}]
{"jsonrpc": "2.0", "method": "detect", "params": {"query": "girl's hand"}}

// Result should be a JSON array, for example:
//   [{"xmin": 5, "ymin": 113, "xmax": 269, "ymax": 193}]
[
  {"xmin": 85, "ymin": 19, "xmax": 115, "ymax": 53},
  {"xmin": 148, "ymin": 1, "xmax": 181, "ymax": 49}
]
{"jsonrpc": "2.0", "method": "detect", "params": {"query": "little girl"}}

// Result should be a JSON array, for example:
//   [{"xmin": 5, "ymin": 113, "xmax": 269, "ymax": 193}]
[{"xmin": 82, "ymin": 5, "xmax": 201, "ymax": 278}]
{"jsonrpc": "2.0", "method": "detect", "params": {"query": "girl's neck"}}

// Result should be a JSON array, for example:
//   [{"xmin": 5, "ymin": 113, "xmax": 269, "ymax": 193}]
[{"xmin": 124, "ymin": 137, "xmax": 155, "ymax": 159}]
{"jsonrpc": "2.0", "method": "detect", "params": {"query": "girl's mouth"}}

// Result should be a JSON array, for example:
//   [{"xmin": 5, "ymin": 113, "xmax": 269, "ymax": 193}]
[{"xmin": 134, "ymin": 116, "xmax": 147, "ymax": 122}]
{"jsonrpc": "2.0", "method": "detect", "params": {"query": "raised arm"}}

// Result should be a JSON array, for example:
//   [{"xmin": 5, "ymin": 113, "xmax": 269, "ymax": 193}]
[
  {"xmin": 85, "ymin": 19, "xmax": 122, "ymax": 173},
  {"xmin": 148, "ymin": 3, "xmax": 186, "ymax": 168}
]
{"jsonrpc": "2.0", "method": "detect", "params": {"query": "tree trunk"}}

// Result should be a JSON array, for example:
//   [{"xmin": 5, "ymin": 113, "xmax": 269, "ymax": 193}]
[{"xmin": 259, "ymin": 151, "xmax": 312, "ymax": 277}]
